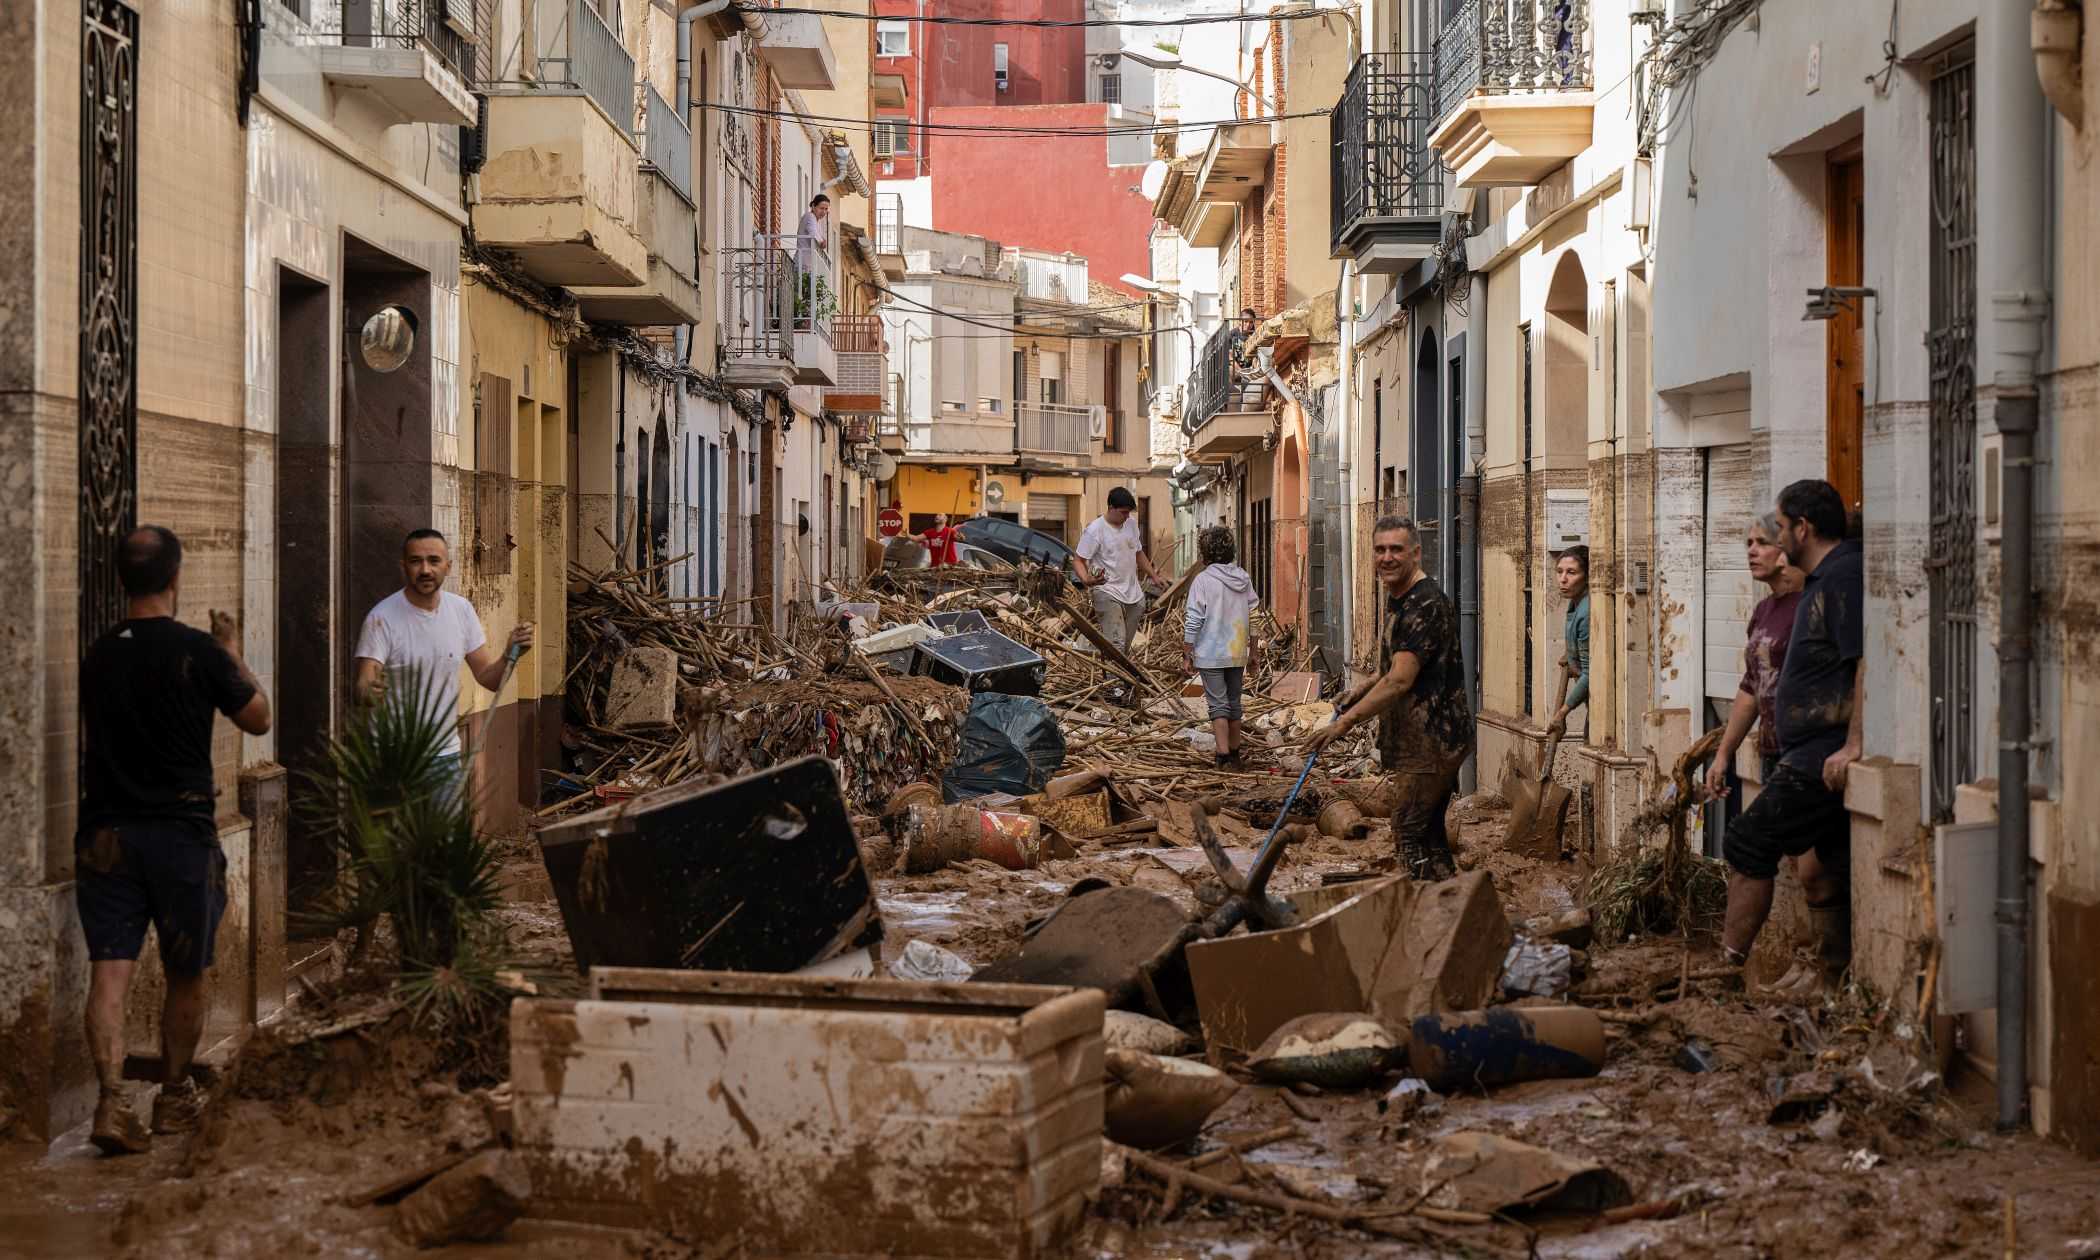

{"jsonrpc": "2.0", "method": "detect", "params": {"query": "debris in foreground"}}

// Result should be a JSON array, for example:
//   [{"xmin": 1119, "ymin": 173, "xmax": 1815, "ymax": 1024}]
[
  {"xmin": 511, "ymin": 971, "xmax": 1104, "ymax": 1258},
  {"xmin": 535, "ymin": 756, "xmax": 880, "ymax": 975},
  {"xmin": 394, "ymin": 1149, "xmax": 531, "ymax": 1247}
]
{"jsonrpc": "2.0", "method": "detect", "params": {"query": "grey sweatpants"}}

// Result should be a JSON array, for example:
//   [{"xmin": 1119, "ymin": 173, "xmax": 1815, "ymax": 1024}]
[
  {"xmin": 1199, "ymin": 667, "xmax": 1245, "ymax": 721},
  {"xmin": 1089, "ymin": 589, "xmax": 1146, "ymax": 655}
]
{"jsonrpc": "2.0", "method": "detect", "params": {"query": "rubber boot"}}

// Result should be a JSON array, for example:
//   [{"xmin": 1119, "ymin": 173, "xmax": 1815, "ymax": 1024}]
[{"xmin": 1809, "ymin": 899, "xmax": 1851, "ymax": 989}]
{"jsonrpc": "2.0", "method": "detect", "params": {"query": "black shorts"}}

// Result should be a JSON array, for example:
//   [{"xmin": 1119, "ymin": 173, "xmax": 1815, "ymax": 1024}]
[
  {"xmin": 75, "ymin": 818, "xmax": 227, "ymax": 976},
  {"xmin": 1723, "ymin": 761, "xmax": 1850, "ymax": 882}
]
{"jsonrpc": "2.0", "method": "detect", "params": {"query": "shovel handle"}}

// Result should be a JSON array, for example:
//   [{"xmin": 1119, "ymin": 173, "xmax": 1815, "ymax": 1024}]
[{"xmin": 1537, "ymin": 733, "xmax": 1560, "ymax": 783}]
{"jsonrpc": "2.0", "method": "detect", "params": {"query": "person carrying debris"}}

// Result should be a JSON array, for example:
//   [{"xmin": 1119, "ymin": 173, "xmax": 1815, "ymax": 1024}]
[
  {"xmin": 1719, "ymin": 480, "xmax": 1864, "ymax": 991},
  {"xmin": 1704, "ymin": 512, "xmax": 1806, "ymax": 801},
  {"xmin": 1306, "ymin": 515, "xmax": 1474, "ymax": 881},
  {"xmin": 353, "ymin": 529, "xmax": 534, "ymax": 795},
  {"xmin": 1075, "ymin": 486, "xmax": 1165, "ymax": 656},
  {"xmin": 1545, "ymin": 546, "xmax": 1590, "ymax": 741},
  {"xmin": 1182, "ymin": 525, "xmax": 1257, "ymax": 770},
  {"xmin": 77, "ymin": 526, "xmax": 273, "ymax": 1153},
  {"xmin": 919, "ymin": 512, "xmax": 961, "ymax": 567}
]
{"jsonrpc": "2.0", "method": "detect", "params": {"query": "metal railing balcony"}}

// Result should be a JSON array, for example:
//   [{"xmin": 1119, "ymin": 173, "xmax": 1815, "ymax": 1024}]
[
  {"xmin": 1186, "ymin": 324, "xmax": 1263, "ymax": 433},
  {"xmin": 722, "ymin": 242, "xmax": 794, "ymax": 365},
  {"xmin": 875, "ymin": 192, "xmax": 904, "ymax": 254},
  {"xmin": 1330, "ymin": 51, "xmax": 1443, "ymax": 258},
  {"xmin": 520, "ymin": 0, "xmax": 638, "ymax": 139},
  {"xmin": 1435, "ymin": 0, "xmax": 1592, "ymax": 129},
  {"xmin": 1015, "ymin": 401, "xmax": 1097, "ymax": 456},
  {"xmin": 304, "ymin": 0, "xmax": 473, "ymax": 82},
  {"xmin": 761, "ymin": 230, "xmax": 835, "ymax": 346},
  {"xmin": 641, "ymin": 82, "xmax": 692, "ymax": 203}
]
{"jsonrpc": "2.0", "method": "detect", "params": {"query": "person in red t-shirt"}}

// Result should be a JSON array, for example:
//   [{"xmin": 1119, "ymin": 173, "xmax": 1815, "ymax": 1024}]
[{"xmin": 919, "ymin": 513, "xmax": 960, "ymax": 567}]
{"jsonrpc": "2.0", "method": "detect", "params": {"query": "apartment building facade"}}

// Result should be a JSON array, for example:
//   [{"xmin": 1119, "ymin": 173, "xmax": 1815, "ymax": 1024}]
[
  {"xmin": 1329, "ymin": 0, "xmax": 2099, "ymax": 1152},
  {"xmin": 0, "ymin": 0, "xmax": 883, "ymax": 1142},
  {"xmin": 1154, "ymin": 6, "xmax": 1352, "ymax": 658},
  {"xmin": 880, "ymin": 228, "xmax": 1171, "ymax": 557}
]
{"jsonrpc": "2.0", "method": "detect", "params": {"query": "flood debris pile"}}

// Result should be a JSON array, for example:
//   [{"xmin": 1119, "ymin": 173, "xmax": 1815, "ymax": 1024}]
[{"xmin": 551, "ymin": 563, "xmax": 971, "ymax": 817}]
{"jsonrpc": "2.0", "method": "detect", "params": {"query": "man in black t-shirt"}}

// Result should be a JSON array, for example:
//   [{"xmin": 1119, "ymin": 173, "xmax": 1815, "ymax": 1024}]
[
  {"xmin": 1308, "ymin": 515, "xmax": 1474, "ymax": 880},
  {"xmin": 76, "ymin": 526, "xmax": 271, "ymax": 1153},
  {"xmin": 1720, "ymin": 480, "xmax": 1863, "ymax": 992}
]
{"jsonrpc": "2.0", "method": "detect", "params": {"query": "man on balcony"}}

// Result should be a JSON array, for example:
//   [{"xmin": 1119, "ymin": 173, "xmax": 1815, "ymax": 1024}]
[
  {"xmin": 1075, "ymin": 487, "xmax": 1164, "ymax": 662},
  {"xmin": 1228, "ymin": 307, "xmax": 1262, "ymax": 406},
  {"xmin": 795, "ymin": 194, "xmax": 832, "ymax": 327}
]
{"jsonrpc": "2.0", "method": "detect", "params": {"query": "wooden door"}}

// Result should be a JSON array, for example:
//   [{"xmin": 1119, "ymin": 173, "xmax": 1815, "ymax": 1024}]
[{"xmin": 1826, "ymin": 150, "xmax": 1865, "ymax": 511}]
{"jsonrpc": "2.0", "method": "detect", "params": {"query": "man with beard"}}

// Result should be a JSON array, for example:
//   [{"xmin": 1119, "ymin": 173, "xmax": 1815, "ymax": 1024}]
[
  {"xmin": 354, "ymin": 530, "xmax": 534, "ymax": 791},
  {"xmin": 1306, "ymin": 516, "xmax": 1474, "ymax": 880}
]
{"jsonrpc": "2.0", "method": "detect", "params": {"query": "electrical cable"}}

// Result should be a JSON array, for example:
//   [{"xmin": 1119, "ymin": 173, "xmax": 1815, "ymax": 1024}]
[
  {"xmin": 870, "ymin": 281, "xmax": 1199, "ymax": 342},
  {"xmin": 701, "ymin": 101, "xmax": 1324, "ymax": 136},
  {"xmin": 735, "ymin": 3, "xmax": 1354, "ymax": 30}
]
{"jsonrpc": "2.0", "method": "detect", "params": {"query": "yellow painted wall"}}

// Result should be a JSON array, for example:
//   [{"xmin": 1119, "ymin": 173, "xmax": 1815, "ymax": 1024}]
[{"xmin": 895, "ymin": 463, "xmax": 982, "ymax": 519}]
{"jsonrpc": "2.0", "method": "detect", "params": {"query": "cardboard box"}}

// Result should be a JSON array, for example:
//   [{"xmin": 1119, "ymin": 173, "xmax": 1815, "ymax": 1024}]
[{"xmin": 1185, "ymin": 871, "xmax": 1510, "ymax": 1057}]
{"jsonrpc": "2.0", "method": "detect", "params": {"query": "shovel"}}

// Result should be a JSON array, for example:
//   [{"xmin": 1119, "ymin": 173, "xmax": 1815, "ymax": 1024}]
[{"xmin": 1502, "ymin": 731, "xmax": 1571, "ymax": 858}]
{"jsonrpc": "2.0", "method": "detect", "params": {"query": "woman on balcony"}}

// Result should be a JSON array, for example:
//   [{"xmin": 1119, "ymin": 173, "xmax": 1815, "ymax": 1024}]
[{"xmin": 795, "ymin": 194, "xmax": 831, "ymax": 328}]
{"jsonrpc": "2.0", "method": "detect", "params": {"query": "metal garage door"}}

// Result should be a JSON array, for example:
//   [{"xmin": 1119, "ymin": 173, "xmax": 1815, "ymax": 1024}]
[{"xmin": 1703, "ymin": 443, "xmax": 1759, "ymax": 701}]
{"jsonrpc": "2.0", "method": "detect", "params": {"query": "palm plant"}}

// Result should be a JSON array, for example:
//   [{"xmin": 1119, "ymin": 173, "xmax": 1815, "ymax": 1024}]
[{"xmin": 294, "ymin": 664, "xmax": 505, "ymax": 974}]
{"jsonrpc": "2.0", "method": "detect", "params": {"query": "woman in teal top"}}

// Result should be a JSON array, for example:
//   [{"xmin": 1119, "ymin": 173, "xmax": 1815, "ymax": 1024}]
[{"xmin": 1548, "ymin": 546, "xmax": 1589, "ymax": 739}]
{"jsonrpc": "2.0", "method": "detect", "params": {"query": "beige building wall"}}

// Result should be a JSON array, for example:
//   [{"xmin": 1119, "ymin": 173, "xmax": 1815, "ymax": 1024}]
[{"xmin": 1, "ymin": 0, "xmax": 259, "ymax": 1139}]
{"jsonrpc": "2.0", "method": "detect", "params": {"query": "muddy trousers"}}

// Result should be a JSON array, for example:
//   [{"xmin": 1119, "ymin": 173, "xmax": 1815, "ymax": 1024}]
[{"xmin": 1389, "ymin": 767, "xmax": 1462, "ymax": 882}]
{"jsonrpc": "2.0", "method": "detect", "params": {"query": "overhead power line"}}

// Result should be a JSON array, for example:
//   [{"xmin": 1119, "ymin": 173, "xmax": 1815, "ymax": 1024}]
[
  {"xmin": 870, "ymin": 281, "xmax": 1187, "ymax": 342},
  {"xmin": 735, "ymin": 3, "xmax": 1353, "ymax": 29},
  {"xmin": 705, "ymin": 101, "xmax": 1324, "ymax": 136}
]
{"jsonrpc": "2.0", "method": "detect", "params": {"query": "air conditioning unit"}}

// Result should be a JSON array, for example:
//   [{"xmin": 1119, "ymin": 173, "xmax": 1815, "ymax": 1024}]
[{"xmin": 1087, "ymin": 405, "xmax": 1108, "ymax": 440}]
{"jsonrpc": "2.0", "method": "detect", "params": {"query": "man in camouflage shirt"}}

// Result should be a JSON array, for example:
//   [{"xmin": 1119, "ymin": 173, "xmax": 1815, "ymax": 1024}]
[{"xmin": 1307, "ymin": 515, "xmax": 1474, "ymax": 879}]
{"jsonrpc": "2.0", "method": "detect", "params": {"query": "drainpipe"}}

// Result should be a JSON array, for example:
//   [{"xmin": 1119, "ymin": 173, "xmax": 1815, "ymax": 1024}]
[
  {"xmin": 1982, "ymin": 0, "xmax": 2050, "ymax": 1133},
  {"xmin": 615, "ymin": 366, "xmax": 629, "ymax": 563},
  {"xmin": 2033, "ymin": 0, "xmax": 2085, "ymax": 130},
  {"xmin": 1337, "ymin": 260, "xmax": 1358, "ymax": 679},
  {"xmin": 1459, "ymin": 271, "xmax": 1486, "ymax": 793}
]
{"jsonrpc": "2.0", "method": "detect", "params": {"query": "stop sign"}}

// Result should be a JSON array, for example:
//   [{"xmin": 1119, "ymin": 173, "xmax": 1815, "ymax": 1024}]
[{"xmin": 877, "ymin": 506, "xmax": 904, "ymax": 537}]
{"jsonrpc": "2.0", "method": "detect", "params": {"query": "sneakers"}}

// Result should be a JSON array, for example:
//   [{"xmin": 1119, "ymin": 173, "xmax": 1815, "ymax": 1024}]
[
  {"xmin": 151, "ymin": 1078, "xmax": 207, "ymax": 1136},
  {"xmin": 90, "ymin": 1092, "xmax": 151, "ymax": 1155}
]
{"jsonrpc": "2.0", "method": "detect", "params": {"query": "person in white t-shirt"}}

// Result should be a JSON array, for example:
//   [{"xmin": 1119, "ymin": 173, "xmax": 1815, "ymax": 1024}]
[
  {"xmin": 1074, "ymin": 486, "xmax": 1165, "ymax": 658},
  {"xmin": 353, "ymin": 530, "xmax": 533, "ymax": 787}
]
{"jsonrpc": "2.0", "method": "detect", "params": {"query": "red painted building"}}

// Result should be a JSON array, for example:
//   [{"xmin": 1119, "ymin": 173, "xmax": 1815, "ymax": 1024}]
[
  {"xmin": 928, "ymin": 104, "xmax": 1155, "ymax": 292},
  {"xmin": 871, "ymin": 0, "xmax": 1087, "ymax": 176},
  {"xmin": 872, "ymin": 1, "xmax": 1153, "ymax": 292}
]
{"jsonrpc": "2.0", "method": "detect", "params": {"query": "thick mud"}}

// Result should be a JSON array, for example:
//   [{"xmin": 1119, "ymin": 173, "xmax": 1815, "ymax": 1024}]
[{"xmin": 8, "ymin": 791, "xmax": 2095, "ymax": 1259}]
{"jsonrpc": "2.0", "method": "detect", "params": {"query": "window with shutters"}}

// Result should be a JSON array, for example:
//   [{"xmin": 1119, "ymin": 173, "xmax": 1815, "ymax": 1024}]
[
  {"xmin": 1098, "ymin": 73, "xmax": 1121, "ymax": 104},
  {"xmin": 475, "ymin": 373, "xmax": 515, "ymax": 576}
]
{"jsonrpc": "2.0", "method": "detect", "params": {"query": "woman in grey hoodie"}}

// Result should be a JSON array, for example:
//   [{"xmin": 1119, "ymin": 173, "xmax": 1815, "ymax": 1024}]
[{"xmin": 1182, "ymin": 526, "xmax": 1259, "ymax": 769}]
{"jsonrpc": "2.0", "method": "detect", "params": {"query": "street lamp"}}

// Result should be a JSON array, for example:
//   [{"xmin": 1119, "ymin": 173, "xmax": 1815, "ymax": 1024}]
[{"xmin": 1098, "ymin": 48, "xmax": 1278, "ymax": 114}]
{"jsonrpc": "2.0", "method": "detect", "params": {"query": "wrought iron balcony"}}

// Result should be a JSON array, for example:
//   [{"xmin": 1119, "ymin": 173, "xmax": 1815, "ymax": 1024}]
[
  {"xmin": 1330, "ymin": 51, "xmax": 1443, "ymax": 272},
  {"xmin": 1183, "ymin": 324, "xmax": 1268, "ymax": 455},
  {"xmin": 1429, "ymin": 0, "xmax": 1596, "ymax": 187},
  {"xmin": 1015, "ymin": 402, "xmax": 1099, "ymax": 458},
  {"xmin": 1435, "ymin": 0, "xmax": 1592, "ymax": 125},
  {"xmin": 720, "ymin": 243, "xmax": 796, "ymax": 390},
  {"xmin": 719, "ymin": 233, "xmax": 836, "ymax": 386}
]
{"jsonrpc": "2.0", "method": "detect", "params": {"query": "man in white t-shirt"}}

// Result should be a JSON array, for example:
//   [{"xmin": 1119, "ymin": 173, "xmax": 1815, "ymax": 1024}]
[
  {"xmin": 1074, "ymin": 486, "xmax": 1164, "ymax": 657},
  {"xmin": 353, "ymin": 530, "xmax": 533, "ymax": 786}
]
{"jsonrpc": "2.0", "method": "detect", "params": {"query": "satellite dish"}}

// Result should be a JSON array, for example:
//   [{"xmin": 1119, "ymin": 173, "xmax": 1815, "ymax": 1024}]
[
  {"xmin": 1139, "ymin": 160, "xmax": 1169, "ymax": 201},
  {"xmin": 872, "ymin": 452, "xmax": 900, "ymax": 481},
  {"xmin": 357, "ymin": 305, "xmax": 417, "ymax": 373},
  {"xmin": 984, "ymin": 479, "xmax": 1008, "ymax": 506}
]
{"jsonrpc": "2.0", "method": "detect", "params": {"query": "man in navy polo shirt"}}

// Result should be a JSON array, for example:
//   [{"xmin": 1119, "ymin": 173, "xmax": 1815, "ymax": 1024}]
[{"xmin": 1719, "ymin": 479, "xmax": 1865, "ymax": 992}]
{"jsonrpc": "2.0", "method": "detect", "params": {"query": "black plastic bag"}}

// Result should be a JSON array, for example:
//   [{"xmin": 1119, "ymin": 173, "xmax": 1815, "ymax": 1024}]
[{"xmin": 942, "ymin": 693, "xmax": 1066, "ymax": 802}]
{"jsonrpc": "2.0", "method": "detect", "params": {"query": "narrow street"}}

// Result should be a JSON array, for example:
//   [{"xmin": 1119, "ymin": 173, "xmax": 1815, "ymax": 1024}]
[{"xmin": 4, "ymin": 0, "xmax": 2099, "ymax": 1255}]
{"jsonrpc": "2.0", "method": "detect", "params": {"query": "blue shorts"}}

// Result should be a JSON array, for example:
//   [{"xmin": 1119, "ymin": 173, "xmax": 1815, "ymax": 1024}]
[{"xmin": 75, "ymin": 819, "xmax": 228, "ymax": 977}]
